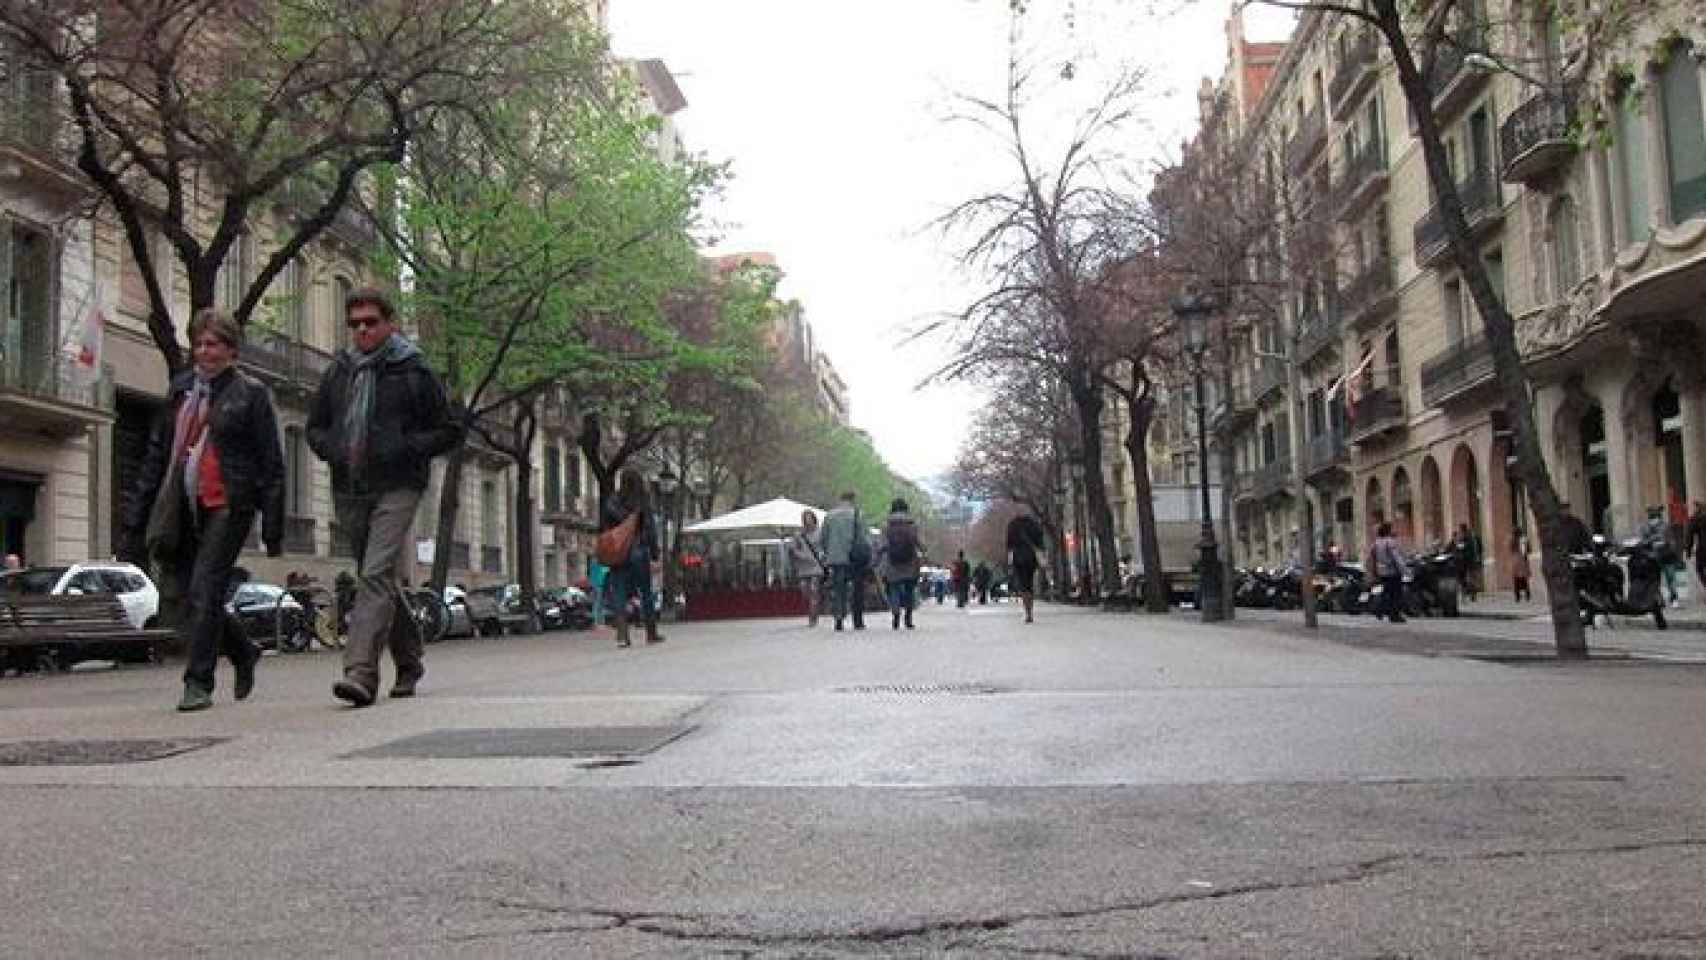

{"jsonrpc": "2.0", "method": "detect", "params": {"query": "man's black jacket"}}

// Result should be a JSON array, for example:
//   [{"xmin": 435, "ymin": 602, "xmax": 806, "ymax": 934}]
[
  {"xmin": 123, "ymin": 367, "xmax": 286, "ymax": 550},
  {"xmin": 306, "ymin": 345, "xmax": 461, "ymax": 496}
]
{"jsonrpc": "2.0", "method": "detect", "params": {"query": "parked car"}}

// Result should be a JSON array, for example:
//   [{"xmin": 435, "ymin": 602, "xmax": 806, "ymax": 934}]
[
  {"xmin": 0, "ymin": 562, "xmax": 160, "ymax": 629},
  {"xmin": 441, "ymin": 586, "xmax": 479, "ymax": 638},
  {"xmin": 471, "ymin": 584, "xmax": 535, "ymax": 635},
  {"xmin": 226, "ymin": 581, "xmax": 316, "ymax": 653},
  {"xmin": 537, "ymin": 586, "xmax": 593, "ymax": 631}
]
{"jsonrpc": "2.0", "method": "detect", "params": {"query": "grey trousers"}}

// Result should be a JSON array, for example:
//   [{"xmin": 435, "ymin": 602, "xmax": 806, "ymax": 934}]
[{"xmin": 335, "ymin": 488, "xmax": 423, "ymax": 692}]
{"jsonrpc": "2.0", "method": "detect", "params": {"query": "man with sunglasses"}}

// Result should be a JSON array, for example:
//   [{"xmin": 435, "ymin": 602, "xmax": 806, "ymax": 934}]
[{"xmin": 308, "ymin": 288, "xmax": 460, "ymax": 707}]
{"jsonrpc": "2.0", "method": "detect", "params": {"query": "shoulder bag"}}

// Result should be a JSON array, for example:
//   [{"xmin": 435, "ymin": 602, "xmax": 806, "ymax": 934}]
[{"xmin": 596, "ymin": 511, "xmax": 639, "ymax": 567}]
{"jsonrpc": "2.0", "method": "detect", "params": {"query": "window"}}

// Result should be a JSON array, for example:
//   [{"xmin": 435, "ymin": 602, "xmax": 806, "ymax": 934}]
[
  {"xmin": 1658, "ymin": 40, "xmax": 1706, "ymax": 222},
  {"xmin": 1261, "ymin": 423, "xmax": 1277, "ymax": 464},
  {"xmin": 565, "ymin": 448, "xmax": 583, "ymax": 503},
  {"xmin": 1484, "ymin": 247, "xmax": 1505, "ymax": 313},
  {"xmin": 543, "ymin": 446, "xmax": 562, "ymax": 512},
  {"xmin": 1614, "ymin": 80, "xmax": 1651, "ymax": 242},
  {"xmin": 272, "ymin": 255, "xmax": 307, "ymax": 340},
  {"xmin": 219, "ymin": 233, "xmax": 253, "ymax": 310},
  {"xmin": 1550, "ymin": 196, "xmax": 1582, "ymax": 296},
  {"xmin": 284, "ymin": 426, "xmax": 308, "ymax": 515},
  {"xmin": 2, "ymin": 217, "xmax": 56, "ymax": 380},
  {"xmin": 1468, "ymin": 106, "xmax": 1494, "ymax": 180},
  {"xmin": 1384, "ymin": 330, "xmax": 1402, "ymax": 385},
  {"xmin": 481, "ymin": 479, "xmax": 499, "ymax": 547},
  {"xmin": 1443, "ymin": 277, "xmax": 1465, "ymax": 344}
]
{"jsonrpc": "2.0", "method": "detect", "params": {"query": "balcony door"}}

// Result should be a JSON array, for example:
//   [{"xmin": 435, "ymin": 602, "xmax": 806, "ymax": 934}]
[{"xmin": 1, "ymin": 217, "xmax": 56, "ymax": 391}]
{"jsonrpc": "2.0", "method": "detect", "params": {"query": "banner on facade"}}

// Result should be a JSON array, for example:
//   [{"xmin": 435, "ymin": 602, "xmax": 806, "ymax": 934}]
[{"xmin": 416, "ymin": 538, "xmax": 435, "ymax": 564}]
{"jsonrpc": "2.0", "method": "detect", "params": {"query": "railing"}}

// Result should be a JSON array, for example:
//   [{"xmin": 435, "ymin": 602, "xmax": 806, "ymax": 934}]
[
  {"xmin": 1286, "ymin": 106, "xmax": 1327, "ymax": 171},
  {"xmin": 1338, "ymin": 257, "xmax": 1395, "ymax": 326},
  {"xmin": 284, "ymin": 516, "xmax": 317, "ymax": 555},
  {"xmin": 1420, "ymin": 334, "xmax": 1496, "ymax": 407},
  {"xmin": 1500, "ymin": 86, "xmax": 1578, "ymax": 183},
  {"xmin": 0, "ymin": 351, "xmax": 114, "ymax": 415},
  {"xmin": 1252, "ymin": 357, "xmax": 1287, "ymax": 402},
  {"xmin": 1296, "ymin": 306, "xmax": 1341, "ymax": 363},
  {"xmin": 450, "ymin": 541, "xmax": 471, "ymax": 570},
  {"xmin": 1328, "ymin": 29, "xmax": 1380, "ymax": 116},
  {"xmin": 481, "ymin": 545, "xmax": 503, "ymax": 574},
  {"xmin": 1233, "ymin": 469, "xmax": 1260, "ymax": 498},
  {"xmin": 1413, "ymin": 167, "xmax": 1501, "ymax": 266},
  {"xmin": 1254, "ymin": 457, "xmax": 1293, "ymax": 498},
  {"xmin": 1334, "ymin": 140, "xmax": 1388, "ymax": 217},
  {"xmin": 240, "ymin": 327, "xmax": 334, "ymax": 387},
  {"xmin": 1426, "ymin": 26, "xmax": 1486, "ymax": 102},
  {"xmin": 1348, "ymin": 384, "xmax": 1406, "ymax": 440},
  {"xmin": 1305, "ymin": 432, "xmax": 1348, "ymax": 475},
  {"xmin": 0, "ymin": 52, "xmax": 73, "ymax": 166}
]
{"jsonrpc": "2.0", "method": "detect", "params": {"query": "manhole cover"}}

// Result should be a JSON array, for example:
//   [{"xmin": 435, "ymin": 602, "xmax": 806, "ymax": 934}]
[
  {"xmin": 0, "ymin": 738, "xmax": 227, "ymax": 766},
  {"xmin": 343, "ymin": 725, "xmax": 694, "ymax": 760},
  {"xmin": 835, "ymin": 683, "xmax": 1008, "ymax": 696}
]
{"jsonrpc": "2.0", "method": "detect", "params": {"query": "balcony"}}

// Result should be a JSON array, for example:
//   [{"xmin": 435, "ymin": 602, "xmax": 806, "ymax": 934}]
[
  {"xmin": 1339, "ymin": 257, "xmax": 1399, "ymax": 332},
  {"xmin": 1304, "ymin": 432, "xmax": 1349, "ymax": 479},
  {"xmin": 481, "ymin": 545, "xmax": 504, "ymax": 574},
  {"xmin": 1334, "ymin": 142, "xmax": 1389, "ymax": 222},
  {"xmin": 284, "ymin": 516, "xmax": 317, "ymax": 555},
  {"xmin": 1213, "ymin": 385, "xmax": 1256, "ymax": 434},
  {"xmin": 1252, "ymin": 357, "xmax": 1287, "ymax": 403},
  {"xmin": 0, "ymin": 65, "xmax": 87, "ymax": 202},
  {"xmin": 0, "ymin": 353, "xmax": 115, "ymax": 437},
  {"xmin": 1420, "ymin": 334, "xmax": 1496, "ymax": 408},
  {"xmin": 240, "ymin": 327, "xmax": 334, "ymax": 393},
  {"xmin": 1426, "ymin": 27, "xmax": 1489, "ymax": 117},
  {"xmin": 1295, "ymin": 300, "xmax": 1342, "ymax": 366},
  {"xmin": 1348, "ymin": 384, "xmax": 1407, "ymax": 444},
  {"xmin": 1328, "ymin": 29, "xmax": 1380, "ymax": 120},
  {"xmin": 1500, "ymin": 87, "xmax": 1578, "ymax": 184},
  {"xmin": 278, "ymin": 179, "xmax": 380, "ymax": 251},
  {"xmin": 1232, "ymin": 469, "xmax": 1260, "ymax": 502},
  {"xmin": 1285, "ymin": 106, "xmax": 1327, "ymax": 173},
  {"xmin": 1412, "ymin": 168, "xmax": 1504, "ymax": 268},
  {"xmin": 1253, "ymin": 457, "xmax": 1294, "ymax": 500}
]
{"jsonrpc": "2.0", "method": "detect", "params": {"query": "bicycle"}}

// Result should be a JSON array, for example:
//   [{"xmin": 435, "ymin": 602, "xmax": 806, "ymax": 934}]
[
  {"xmin": 403, "ymin": 587, "xmax": 449, "ymax": 645},
  {"xmin": 278, "ymin": 573, "xmax": 346, "ymax": 652}
]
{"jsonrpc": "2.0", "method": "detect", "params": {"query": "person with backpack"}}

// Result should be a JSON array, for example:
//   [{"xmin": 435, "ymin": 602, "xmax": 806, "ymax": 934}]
[
  {"xmin": 880, "ymin": 498, "xmax": 923, "ymax": 630},
  {"xmin": 819, "ymin": 491, "xmax": 866, "ymax": 631}
]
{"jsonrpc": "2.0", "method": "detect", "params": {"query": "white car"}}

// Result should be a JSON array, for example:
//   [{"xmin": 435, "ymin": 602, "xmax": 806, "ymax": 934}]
[{"xmin": 0, "ymin": 562, "xmax": 161, "ymax": 629}]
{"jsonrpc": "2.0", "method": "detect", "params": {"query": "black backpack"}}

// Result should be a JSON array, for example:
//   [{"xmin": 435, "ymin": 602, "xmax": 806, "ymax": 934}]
[
  {"xmin": 887, "ymin": 521, "xmax": 917, "ymax": 565},
  {"xmin": 847, "ymin": 509, "xmax": 871, "ymax": 569}
]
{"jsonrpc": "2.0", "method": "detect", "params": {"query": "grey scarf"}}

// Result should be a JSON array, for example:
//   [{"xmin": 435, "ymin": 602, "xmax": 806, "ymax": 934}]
[{"xmin": 342, "ymin": 333, "xmax": 420, "ymax": 483}]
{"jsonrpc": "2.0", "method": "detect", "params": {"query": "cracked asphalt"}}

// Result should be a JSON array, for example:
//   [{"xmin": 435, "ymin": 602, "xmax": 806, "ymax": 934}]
[{"xmin": 3, "ymin": 602, "xmax": 1705, "ymax": 958}]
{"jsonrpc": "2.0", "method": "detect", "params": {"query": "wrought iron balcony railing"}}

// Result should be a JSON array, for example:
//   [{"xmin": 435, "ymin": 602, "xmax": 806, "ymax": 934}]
[
  {"xmin": 1419, "ymin": 334, "xmax": 1496, "ymax": 408},
  {"xmin": 1329, "ymin": 29, "xmax": 1380, "ymax": 119},
  {"xmin": 1413, "ymin": 167, "xmax": 1503, "ymax": 267},
  {"xmin": 1499, "ymin": 86, "xmax": 1579, "ymax": 184}
]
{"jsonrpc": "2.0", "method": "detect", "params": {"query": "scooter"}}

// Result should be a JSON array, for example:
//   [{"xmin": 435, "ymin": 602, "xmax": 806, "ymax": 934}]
[
  {"xmin": 1573, "ymin": 534, "xmax": 1668, "ymax": 629},
  {"xmin": 1409, "ymin": 549, "xmax": 1461, "ymax": 618}
]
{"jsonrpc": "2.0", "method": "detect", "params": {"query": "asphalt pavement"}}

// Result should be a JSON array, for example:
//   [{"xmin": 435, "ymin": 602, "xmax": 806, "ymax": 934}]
[{"xmin": 3, "ymin": 601, "xmax": 1704, "ymax": 958}]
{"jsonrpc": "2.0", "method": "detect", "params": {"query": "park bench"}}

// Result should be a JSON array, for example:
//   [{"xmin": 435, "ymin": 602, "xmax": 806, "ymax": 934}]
[{"xmin": 0, "ymin": 594, "xmax": 172, "ymax": 671}]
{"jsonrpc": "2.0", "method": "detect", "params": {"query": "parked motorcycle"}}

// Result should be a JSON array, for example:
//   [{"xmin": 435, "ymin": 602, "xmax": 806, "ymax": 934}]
[
  {"xmin": 1408, "ymin": 549, "xmax": 1461, "ymax": 618},
  {"xmin": 1573, "ymin": 534, "xmax": 1668, "ymax": 629},
  {"xmin": 1313, "ymin": 562, "xmax": 1368, "ymax": 614}
]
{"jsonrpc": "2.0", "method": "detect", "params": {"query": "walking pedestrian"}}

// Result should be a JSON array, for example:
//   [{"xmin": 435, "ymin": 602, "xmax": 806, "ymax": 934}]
[
  {"xmin": 819, "ymin": 491, "xmax": 865, "ymax": 631},
  {"xmin": 124, "ymin": 308, "xmax": 285, "ymax": 711},
  {"xmin": 952, "ymin": 551, "xmax": 971, "ymax": 608},
  {"xmin": 600, "ymin": 469, "xmax": 665, "ymax": 647},
  {"xmin": 1643, "ymin": 506, "xmax": 1682, "ymax": 607},
  {"xmin": 587, "ymin": 560, "xmax": 608, "ymax": 627},
  {"xmin": 787, "ymin": 509, "xmax": 827, "ymax": 627},
  {"xmin": 307, "ymin": 287, "xmax": 460, "ymax": 707},
  {"xmin": 1373, "ymin": 522, "xmax": 1407, "ymax": 624},
  {"xmin": 973, "ymin": 561, "xmax": 992, "ymax": 604},
  {"xmin": 1006, "ymin": 512, "xmax": 1045, "ymax": 624},
  {"xmin": 880, "ymin": 498, "xmax": 922, "ymax": 630},
  {"xmin": 1511, "ymin": 527, "xmax": 1531, "ymax": 603},
  {"xmin": 1689, "ymin": 502, "xmax": 1706, "ymax": 602}
]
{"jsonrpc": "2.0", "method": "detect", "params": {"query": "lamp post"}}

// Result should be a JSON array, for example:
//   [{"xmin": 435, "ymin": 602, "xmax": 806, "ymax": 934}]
[
  {"xmin": 654, "ymin": 467, "xmax": 680, "ymax": 618},
  {"xmin": 1173, "ymin": 291, "xmax": 1224, "ymax": 622}
]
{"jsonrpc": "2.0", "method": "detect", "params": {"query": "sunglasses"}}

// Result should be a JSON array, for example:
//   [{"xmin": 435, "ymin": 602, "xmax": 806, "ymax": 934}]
[{"xmin": 346, "ymin": 316, "xmax": 386, "ymax": 331}]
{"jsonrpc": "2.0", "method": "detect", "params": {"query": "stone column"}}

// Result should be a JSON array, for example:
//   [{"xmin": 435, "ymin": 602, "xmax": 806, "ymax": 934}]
[
  {"xmin": 1589, "ymin": 136, "xmax": 1618, "ymax": 269},
  {"xmin": 1680, "ymin": 380, "xmax": 1706, "ymax": 507},
  {"xmin": 1642, "ymin": 68, "xmax": 1672, "ymax": 229},
  {"xmin": 1601, "ymin": 373, "xmax": 1638, "ymax": 537}
]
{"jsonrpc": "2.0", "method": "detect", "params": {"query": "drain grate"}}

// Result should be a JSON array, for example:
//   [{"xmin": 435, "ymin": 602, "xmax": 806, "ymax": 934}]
[
  {"xmin": 343, "ymin": 725, "xmax": 694, "ymax": 760},
  {"xmin": 835, "ymin": 683, "xmax": 1008, "ymax": 696},
  {"xmin": 0, "ymin": 737, "xmax": 227, "ymax": 766}
]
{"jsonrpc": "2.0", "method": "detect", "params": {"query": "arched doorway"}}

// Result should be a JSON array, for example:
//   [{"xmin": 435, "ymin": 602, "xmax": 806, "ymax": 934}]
[
  {"xmin": 1581, "ymin": 403, "xmax": 1610, "ymax": 534},
  {"xmin": 1419, "ymin": 456, "xmax": 1444, "ymax": 546},
  {"xmin": 1391, "ymin": 467, "xmax": 1415, "ymax": 544},
  {"xmin": 1365, "ymin": 476, "xmax": 1386, "ymax": 547},
  {"xmin": 1449, "ymin": 444, "xmax": 1483, "ymax": 538},
  {"xmin": 1652, "ymin": 380, "xmax": 1686, "ymax": 520}
]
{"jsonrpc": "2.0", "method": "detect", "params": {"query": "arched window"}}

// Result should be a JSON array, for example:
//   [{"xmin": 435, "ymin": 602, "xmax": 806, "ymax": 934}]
[{"xmin": 1659, "ymin": 39, "xmax": 1706, "ymax": 223}]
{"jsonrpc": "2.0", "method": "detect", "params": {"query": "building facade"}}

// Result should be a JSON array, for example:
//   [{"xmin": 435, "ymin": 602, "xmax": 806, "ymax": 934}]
[{"xmin": 1165, "ymin": 1, "xmax": 1706, "ymax": 592}]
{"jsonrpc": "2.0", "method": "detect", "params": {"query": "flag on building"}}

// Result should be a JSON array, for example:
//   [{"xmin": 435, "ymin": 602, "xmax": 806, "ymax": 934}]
[
  {"xmin": 1327, "ymin": 349, "xmax": 1375, "ymax": 421},
  {"xmin": 74, "ymin": 307, "xmax": 106, "ymax": 376}
]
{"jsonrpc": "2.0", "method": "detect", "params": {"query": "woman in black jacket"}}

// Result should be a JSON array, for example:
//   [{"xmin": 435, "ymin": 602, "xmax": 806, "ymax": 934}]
[{"xmin": 600, "ymin": 469, "xmax": 662, "ymax": 647}]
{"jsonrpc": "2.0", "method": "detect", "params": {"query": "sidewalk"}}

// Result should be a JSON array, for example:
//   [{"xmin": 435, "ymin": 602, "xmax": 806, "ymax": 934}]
[{"xmin": 1456, "ymin": 588, "xmax": 1706, "ymax": 630}]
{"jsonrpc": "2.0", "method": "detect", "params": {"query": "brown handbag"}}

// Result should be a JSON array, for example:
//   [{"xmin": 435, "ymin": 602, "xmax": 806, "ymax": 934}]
[{"xmin": 596, "ymin": 512, "xmax": 639, "ymax": 566}]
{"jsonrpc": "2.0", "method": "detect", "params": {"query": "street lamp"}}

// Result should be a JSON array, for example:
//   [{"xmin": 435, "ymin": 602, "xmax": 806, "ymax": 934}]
[
  {"xmin": 1069, "ymin": 457, "xmax": 1090, "ymax": 602},
  {"xmin": 1172, "ymin": 290, "xmax": 1224, "ymax": 622}
]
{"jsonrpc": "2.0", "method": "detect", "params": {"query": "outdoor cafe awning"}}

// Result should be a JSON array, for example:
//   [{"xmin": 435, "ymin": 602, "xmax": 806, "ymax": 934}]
[{"xmin": 683, "ymin": 498, "xmax": 825, "ymax": 538}]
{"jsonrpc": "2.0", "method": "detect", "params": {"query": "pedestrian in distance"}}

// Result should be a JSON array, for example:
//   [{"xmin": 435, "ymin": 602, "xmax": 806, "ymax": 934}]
[
  {"xmin": 1688, "ymin": 501, "xmax": 1706, "ymax": 602},
  {"xmin": 124, "ymin": 308, "xmax": 285, "ymax": 712},
  {"xmin": 588, "ymin": 559, "xmax": 608, "ymax": 627},
  {"xmin": 307, "ymin": 287, "xmax": 461, "ymax": 707},
  {"xmin": 819, "ymin": 491, "xmax": 866, "ymax": 631},
  {"xmin": 1372, "ymin": 522, "xmax": 1407, "ymax": 624},
  {"xmin": 601, "ymin": 469, "xmax": 665, "ymax": 648},
  {"xmin": 2, "ymin": 553, "xmax": 19, "ymax": 572},
  {"xmin": 1642, "ymin": 505, "xmax": 1683, "ymax": 607},
  {"xmin": 1452, "ymin": 523, "xmax": 1482, "ymax": 602},
  {"xmin": 952, "ymin": 551, "xmax": 971, "ymax": 608},
  {"xmin": 973, "ymin": 561, "xmax": 992, "ymax": 605},
  {"xmin": 787, "ymin": 509, "xmax": 827, "ymax": 628},
  {"xmin": 1006, "ymin": 512, "xmax": 1045, "ymax": 624},
  {"xmin": 1511, "ymin": 526, "xmax": 1531, "ymax": 603},
  {"xmin": 880, "ymin": 498, "xmax": 922, "ymax": 630}
]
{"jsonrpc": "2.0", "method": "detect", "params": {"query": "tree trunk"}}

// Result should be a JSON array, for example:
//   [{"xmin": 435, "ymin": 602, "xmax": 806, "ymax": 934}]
[
  {"xmin": 1123, "ymin": 390, "xmax": 1167, "ymax": 613},
  {"xmin": 1049, "ymin": 522, "xmax": 1070, "ymax": 601},
  {"xmin": 1069, "ymin": 380, "xmax": 1122, "ymax": 596},
  {"xmin": 1386, "ymin": 20, "xmax": 1585, "ymax": 656},
  {"xmin": 1215, "ymin": 368, "xmax": 1238, "ymax": 621},
  {"xmin": 429, "ymin": 445, "xmax": 467, "ymax": 594},
  {"xmin": 512, "ymin": 401, "xmax": 540, "ymax": 628}
]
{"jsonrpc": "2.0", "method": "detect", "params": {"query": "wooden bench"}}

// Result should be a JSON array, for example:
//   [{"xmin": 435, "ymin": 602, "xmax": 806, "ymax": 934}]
[{"xmin": 0, "ymin": 594, "xmax": 173, "ymax": 671}]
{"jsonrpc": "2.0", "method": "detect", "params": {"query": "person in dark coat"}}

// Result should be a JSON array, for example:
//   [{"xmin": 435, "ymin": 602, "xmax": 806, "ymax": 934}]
[
  {"xmin": 1688, "ymin": 501, "xmax": 1706, "ymax": 598},
  {"xmin": 123, "ymin": 309, "xmax": 285, "ymax": 711},
  {"xmin": 879, "ymin": 498, "xmax": 922, "ymax": 630},
  {"xmin": 952, "ymin": 551, "xmax": 972, "ymax": 608},
  {"xmin": 972, "ymin": 561, "xmax": 993, "ymax": 604},
  {"xmin": 600, "ymin": 469, "xmax": 663, "ymax": 647},
  {"xmin": 1006, "ymin": 513, "xmax": 1045, "ymax": 623}
]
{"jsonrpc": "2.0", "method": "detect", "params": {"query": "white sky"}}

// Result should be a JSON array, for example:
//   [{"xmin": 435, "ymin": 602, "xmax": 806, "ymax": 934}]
[{"xmin": 609, "ymin": 1, "xmax": 1294, "ymax": 483}]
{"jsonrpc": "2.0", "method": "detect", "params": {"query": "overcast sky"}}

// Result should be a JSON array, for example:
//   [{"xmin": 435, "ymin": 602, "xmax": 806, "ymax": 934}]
[{"xmin": 609, "ymin": 1, "xmax": 1293, "ymax": 486}]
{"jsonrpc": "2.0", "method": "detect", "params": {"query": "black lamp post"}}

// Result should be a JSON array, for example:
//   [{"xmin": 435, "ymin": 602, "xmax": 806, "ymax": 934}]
[
  {"xmin": 1173, "ymin": 291, "xmax": 1224, "ymax": 622},
  {"xmin": 655, "ymin": 467, "xmax": 680, "ymax": 615}
]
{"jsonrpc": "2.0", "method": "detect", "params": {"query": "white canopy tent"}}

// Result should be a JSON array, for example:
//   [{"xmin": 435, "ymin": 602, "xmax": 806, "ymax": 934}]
[{"xmin": 684, "ymin": 498, "xmax": 825, "ymax": 538}]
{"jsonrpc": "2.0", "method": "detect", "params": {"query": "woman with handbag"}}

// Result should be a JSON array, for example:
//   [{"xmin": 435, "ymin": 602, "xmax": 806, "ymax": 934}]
[
  {"xmin": 599, "ymin": 469, "xmax": 662, "ymax": 647},
  {"xmin": 787, "ymin": 509, "xmax": 827, "ymax": 627}
]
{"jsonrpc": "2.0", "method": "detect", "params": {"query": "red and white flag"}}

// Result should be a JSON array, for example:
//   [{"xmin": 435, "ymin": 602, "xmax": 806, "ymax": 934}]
[
  {"xmin": 1327, "ymin": 349, "xmax": 1375, "ymax": 421},
  {"xmin": 74, "ymin": 307, "xmax": 106, "ymax": 374}
]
